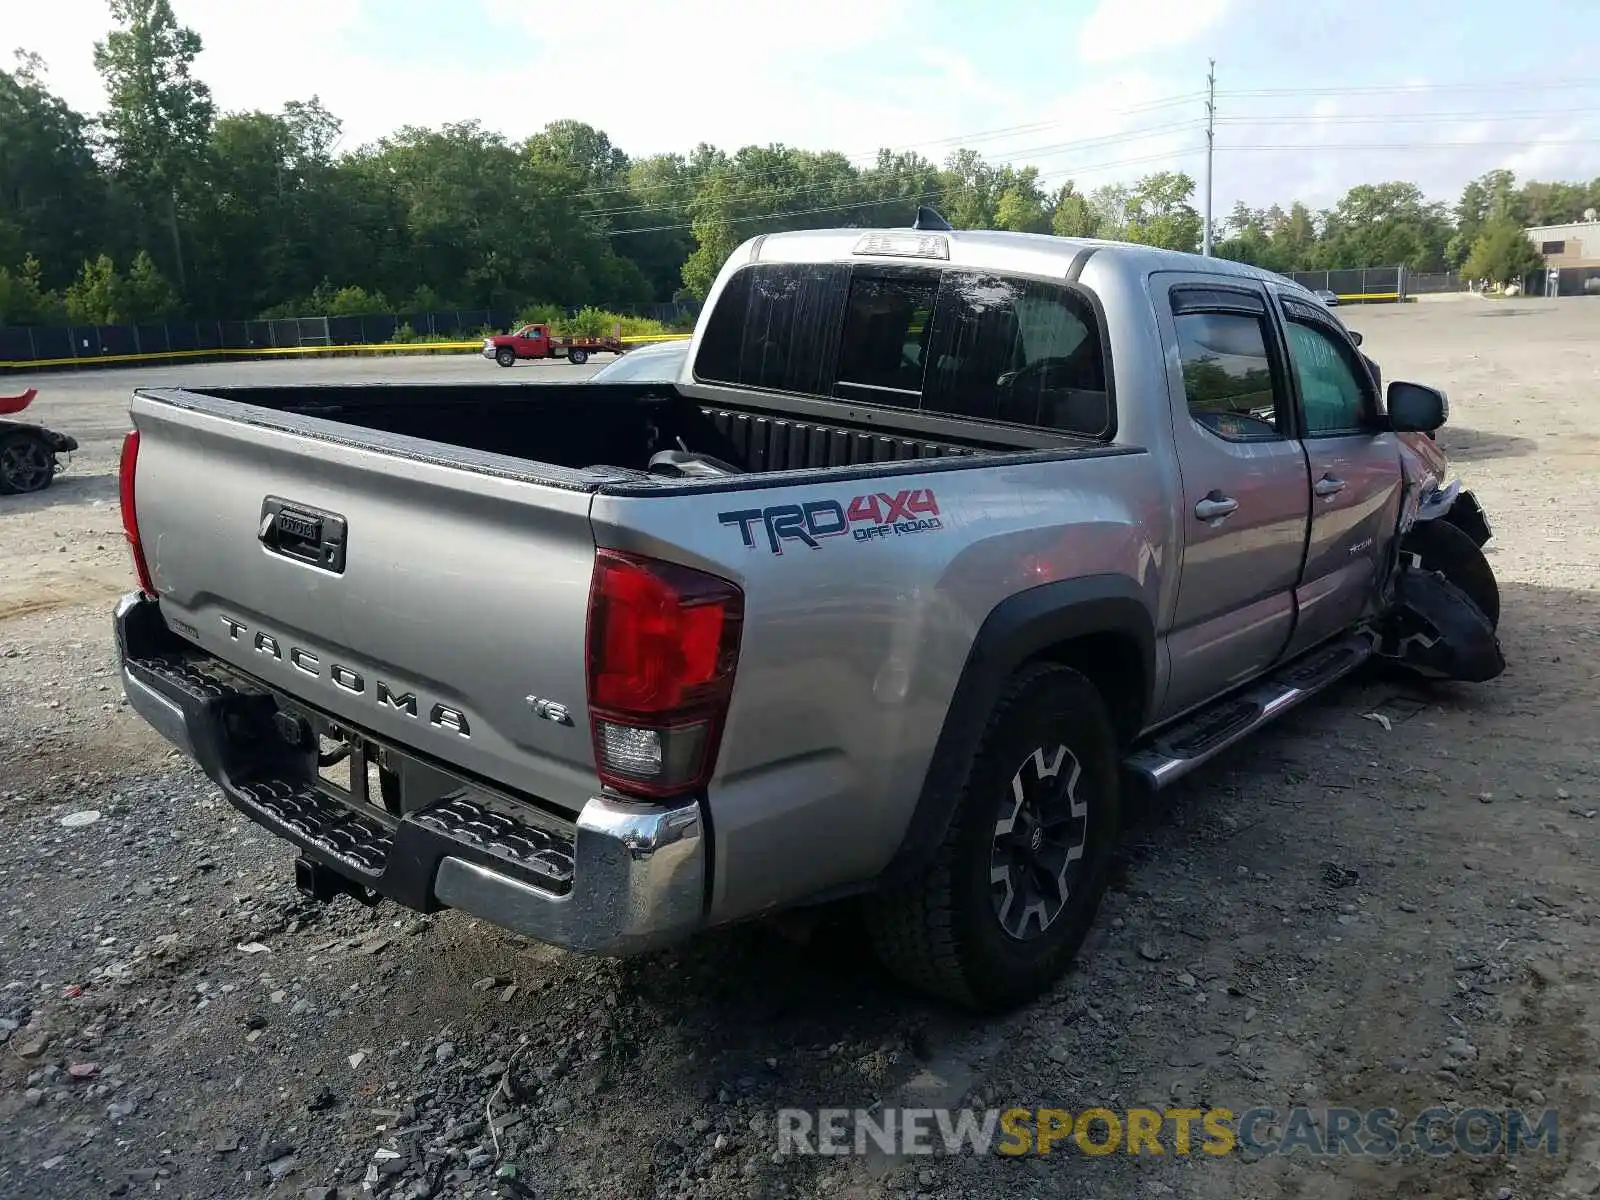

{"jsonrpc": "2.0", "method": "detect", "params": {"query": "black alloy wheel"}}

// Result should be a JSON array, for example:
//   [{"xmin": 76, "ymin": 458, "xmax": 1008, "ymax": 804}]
[
  {"xmin": 0, "ymin": 433, "xmax": 55, "ymax": 495},
  {"xmin": 989, "ymin": 743, "xmax": 1090, "ymax": 940}
]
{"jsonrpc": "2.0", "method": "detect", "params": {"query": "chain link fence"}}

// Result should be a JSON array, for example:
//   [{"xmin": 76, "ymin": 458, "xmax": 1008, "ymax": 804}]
[
  {"xmin": 1283, "ymin": 267, "xmax": 1404, "ymax": 300},
  {"xmin": 1403, "ymin": 271, "xmax": 1467, "ymax": 295}
]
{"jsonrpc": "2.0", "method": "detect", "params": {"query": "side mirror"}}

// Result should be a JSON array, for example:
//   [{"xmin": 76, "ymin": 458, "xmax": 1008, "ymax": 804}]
[
  {"xmin": 1347, "ymin": 329, "xmax": 1363, "ymax": 347},
  {"xmin": 1387, "ymin": 381, "xmax": 1448, "ymax": 432}
]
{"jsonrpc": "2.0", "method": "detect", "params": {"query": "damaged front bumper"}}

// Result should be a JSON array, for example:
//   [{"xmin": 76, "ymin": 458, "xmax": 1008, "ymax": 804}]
[
  {"xmin": 114, "ymin": 592, "xmax": 707, "ymax": 956},
  {"xmin": 1416, "ymin": 481, "xmax": 1492, "ymax": 547}
]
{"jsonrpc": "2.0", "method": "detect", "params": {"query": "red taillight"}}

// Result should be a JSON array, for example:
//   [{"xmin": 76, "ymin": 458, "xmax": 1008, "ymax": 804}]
[
  {"xmin": 586, "ymin": 549, "xmax": 743, "ymax": 799},
  {"xmin": 119, "ymin": 430, "xmax": 155, "ymax": 596}
]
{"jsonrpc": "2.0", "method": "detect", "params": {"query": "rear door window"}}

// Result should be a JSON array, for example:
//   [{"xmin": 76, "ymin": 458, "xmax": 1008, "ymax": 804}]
[{"xmin": 1172, "ymin": 310, "xmax": 1286, "ymax": 441}]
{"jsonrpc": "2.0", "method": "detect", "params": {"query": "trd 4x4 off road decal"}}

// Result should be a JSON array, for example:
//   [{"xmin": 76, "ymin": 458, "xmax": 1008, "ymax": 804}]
[{"xmin": 719, "ymin": 488, "xmax": 943, "ymax": 555}]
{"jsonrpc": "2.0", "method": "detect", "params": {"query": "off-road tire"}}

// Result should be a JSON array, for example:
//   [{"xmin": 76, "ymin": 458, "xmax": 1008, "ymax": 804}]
[
  {"xmin": 0, "ymin": 432, "xmax": 55, "ymax": 495},
  {"xmin": 1404, "ymin": 518, "xmax": 1499, "ymax": 629},
  {"xmin": 863, "ymin": 662, "xmax": 1120, "ymax": 1012},
  {"xmin": 568, "ymin": 348, "xmax": 589, "ymax": 365},
  {"xmin": 495, "ymin": 346, "xmax": 516, "ymax": 367}
]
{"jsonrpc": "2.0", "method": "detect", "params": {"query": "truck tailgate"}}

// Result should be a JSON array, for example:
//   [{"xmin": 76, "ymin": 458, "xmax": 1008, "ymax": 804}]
[{"xmin": 129, "ymin": 392, "xmax": 600, "ymax": 813}]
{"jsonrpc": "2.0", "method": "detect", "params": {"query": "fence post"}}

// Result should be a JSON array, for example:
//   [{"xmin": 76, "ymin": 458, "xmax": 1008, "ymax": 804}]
[
  {"xmin": 1397, "ymin": 264, "xmax": 1408, "ymax": 302},
  {"xmin": 27, "ymin": 326, "xmax": 37, "ymax": 362}
]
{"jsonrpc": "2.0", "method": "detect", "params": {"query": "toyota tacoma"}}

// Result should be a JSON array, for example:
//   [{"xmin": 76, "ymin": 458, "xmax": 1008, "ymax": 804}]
[{"xmin": 114, "ymin": 223, "xmax": 1502, "ymax": 1011}]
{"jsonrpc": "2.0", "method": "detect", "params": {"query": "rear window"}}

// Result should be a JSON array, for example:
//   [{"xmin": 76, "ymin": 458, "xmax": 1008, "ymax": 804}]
[
  {"xmin": 692, "ymin": 263, "xmax": 847, "ymax": 394},
  {"xmin": 924, "ymin": 271, "xmax": 1109, "ymax": 436},
  {"xmin": 693, "ymin": 260, "xmax": 1112, "ymax": 439},
  {"xmin": 833, "ymin": 271, "xmax": 937, "ymax": 401}
]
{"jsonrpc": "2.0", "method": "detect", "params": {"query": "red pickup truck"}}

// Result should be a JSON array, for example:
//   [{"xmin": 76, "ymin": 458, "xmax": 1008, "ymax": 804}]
[{"xmin": 481, "ymin": 323, "xmax": 626, "ymax": 367}]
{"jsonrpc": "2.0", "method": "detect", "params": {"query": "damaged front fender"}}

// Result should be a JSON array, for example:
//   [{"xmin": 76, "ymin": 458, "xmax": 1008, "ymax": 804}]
[{"xmin": 1376, "ymin": 561, "xmax": 1505, "ymax": 683}]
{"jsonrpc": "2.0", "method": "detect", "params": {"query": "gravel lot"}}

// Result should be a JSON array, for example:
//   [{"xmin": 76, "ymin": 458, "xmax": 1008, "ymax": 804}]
[{"xmin": 2, "ymin": 303, "xmax": 1598, "ymax": 1200}]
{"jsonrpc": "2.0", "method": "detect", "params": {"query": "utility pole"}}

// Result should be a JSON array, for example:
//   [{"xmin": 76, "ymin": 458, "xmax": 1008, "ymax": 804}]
[{"xmin": 1203, "ymin": 59, "xmax": 1215, "ymax": 256}]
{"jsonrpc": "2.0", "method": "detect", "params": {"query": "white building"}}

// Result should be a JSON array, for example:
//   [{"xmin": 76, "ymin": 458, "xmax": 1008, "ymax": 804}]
[{"xmin": 1524, "ymin": 216, "xmax": 1600, "ymax": 296}]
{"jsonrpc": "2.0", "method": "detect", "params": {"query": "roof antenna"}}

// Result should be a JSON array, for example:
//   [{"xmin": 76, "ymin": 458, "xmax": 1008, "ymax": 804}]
[{"xmin": 912, "ymin": 205, "xmax": 952, "ymax": 231}]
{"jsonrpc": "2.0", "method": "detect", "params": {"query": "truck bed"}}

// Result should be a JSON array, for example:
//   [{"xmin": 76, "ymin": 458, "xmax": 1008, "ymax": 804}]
[
  {"xmin": 124, "ymin": 376, "xmax": 1134, "ymax": 822},
  {"xmin": 140, "ymin": 380, "xmax": 1090, "ymax": 490}
]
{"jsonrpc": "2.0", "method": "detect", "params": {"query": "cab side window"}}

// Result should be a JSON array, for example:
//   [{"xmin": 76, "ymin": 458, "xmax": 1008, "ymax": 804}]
[
  {"xmin": 1170, "ymin": 290, "xmax": 1287, "ymax": 441},
  {"xmin": 1282, "ymin": 315, "xmax": 1373, "ymax": 436}
]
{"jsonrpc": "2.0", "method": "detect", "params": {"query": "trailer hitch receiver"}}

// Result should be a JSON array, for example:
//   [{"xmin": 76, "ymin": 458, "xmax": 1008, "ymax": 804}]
[{"xmin": 294, "ymin": 856, "xmax": 381, "ymax": 907}]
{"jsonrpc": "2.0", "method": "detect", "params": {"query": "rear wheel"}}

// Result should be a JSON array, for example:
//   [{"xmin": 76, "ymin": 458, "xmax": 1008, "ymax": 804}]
[
  {"xmin": 495, "ymin": 346, "xmax": 516, "ymax": 367},
  {"xmin": 1403, "ymin": 518, "xmax": 1499, "ymax": 629},
  {"xmin": 0, "ymin": 432, "xmax": 55, "ymax": 495},
  {"xmin": 863, "ymin": 663, "xmax": 1120, "ymax": 1011},
  {"xmin": 568, "ymin": 348, "xmax": 589, "ymax": 365}
]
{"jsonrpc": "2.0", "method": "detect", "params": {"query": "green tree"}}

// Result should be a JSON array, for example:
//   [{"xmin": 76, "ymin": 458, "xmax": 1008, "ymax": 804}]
[
  {"xmin": 1215, "ymin": 201, "xmax": 1279, "ymax": 269},
  {"xmin": 63, "ymin": 253, "xmax": 123, "ymax": 323},
  {"xmin": 1049, "ymin": 182, "xmax": 1099, "ymax": 238},
  {"xmin": 0, "ymin": 254, "xmax": 64, "ymax": 324},
  {"xmin": 1461, "ymin": 219, "xmax": 1542, "ymax": 286},
  {"xmin": 94, "ymin": 0, "xmax": 215, "ymax": 294},
  {"xmin": 122, "ymin": 248, "xmax": 178, "ymax": 318},
  {"xmin": 1272, "ymin": 202, "xmax": 1319, "ymax": 270},
  {"xmin": 525, "ymin": 119, "xmax": 627, "ymax": 190},
  {"xmin": 681, "ymin": 143, "xmax": 878, "ymax": 297},
  {"xmin": 1317, "ymin": 182, "xmax": 1450, "ymax": 271},
  {"xmin": 1122, "ymin": 171, "xmax": 1202, "ymax": 252},
  {"xmin": 992, "ymin": 166, "xmax": 1051, "ymax": 233},
  {"xmin": 0, "ymin": 53, "xmax": 107, "ymax": 289},
  {"xmin": 1086, "ymin": 183, "xmax": 1132, "ymax": 241},
  {"xmin": 1448, "ymin": 169, "xmax": 1520, "ymax": 267},
  {"xmin": 11, "ymin": 35, "xmax": 1600, "ymax": 330}
]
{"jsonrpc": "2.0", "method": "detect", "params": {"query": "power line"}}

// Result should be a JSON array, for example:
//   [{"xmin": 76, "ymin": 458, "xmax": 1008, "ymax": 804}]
[
  {"xmin": 564, "ymin": 91, "xmax": 1208, "ymax": 203},
  {"xmin": 1221, "ymin": 137, "xmax": 1600, "ymax": 150},
  {"xmin": 551, "ymin": 78, "xmax": 1600, "ymax": 221},
  {"xmin": 605, "ymin": 147, "xmax": 1206, "ymax": 238},
  {"xmin": 597, "ymin": 129, "xmax": 1597, "ymax": 240},
  {"xmin": 591, "ymin": 118, "xmax": 1598, "ymax": 235},
  {"xmin": 1217, "ymin": 77, "xmax": 1600, "ymax": 98},
  {"xmin": 585, "ymin": 120, "xmax": 1208, "ymax": 221},
  {"xmin": 1217, "ymin": 105, "xmax": 1600, "ymax": 125}
]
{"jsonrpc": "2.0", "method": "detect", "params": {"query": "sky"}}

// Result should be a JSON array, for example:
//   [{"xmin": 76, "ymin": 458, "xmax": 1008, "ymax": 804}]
[{"xmin": 11, "ymin": 0, "xmax": 1600, "ymax": 221}]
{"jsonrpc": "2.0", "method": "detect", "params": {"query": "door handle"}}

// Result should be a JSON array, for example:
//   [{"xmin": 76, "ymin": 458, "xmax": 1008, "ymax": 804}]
[
  {"xmin": 1314, "ymin": 475, "xmax": 1347, "ymax": 497},
  {"xmin": 1194, "ymin": 494, "xmax": 1239, "ymax": 521}
]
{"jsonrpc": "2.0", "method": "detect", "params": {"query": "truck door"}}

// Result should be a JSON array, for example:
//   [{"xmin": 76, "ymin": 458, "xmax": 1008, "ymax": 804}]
[
  {"xmin": 515, "ymin": 325, "xmax": 547, "ymax": 357},
  {"xmin": 1153, "ymin": 278, "xmax": 1312, "ymax": 720},
  {"xmin": 1274, "ymin": 295, "xmax": 1403, "ymax": 655}
]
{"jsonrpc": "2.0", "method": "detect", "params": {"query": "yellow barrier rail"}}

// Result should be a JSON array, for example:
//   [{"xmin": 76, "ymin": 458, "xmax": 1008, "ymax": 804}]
[{"xmin": 0, "ymin": 332, "xmax": 692, "ymax": 372}]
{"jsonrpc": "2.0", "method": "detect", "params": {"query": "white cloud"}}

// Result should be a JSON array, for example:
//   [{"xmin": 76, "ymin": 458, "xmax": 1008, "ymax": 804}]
[
  {"xmin": 8, "ymin": 0, "xmax": 1598, "ymax": 225},
  {"xmin": 1078, "ymin": 0, "xmax": 1233, "ymax": 64},
  {"xmin": 9, "ymin": 0, "xmax": 1194, "ymax": 168}
]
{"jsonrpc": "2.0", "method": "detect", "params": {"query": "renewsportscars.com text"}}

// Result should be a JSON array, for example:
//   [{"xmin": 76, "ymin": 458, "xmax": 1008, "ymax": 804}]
[{"xmin": 774, "ymin": 1105, "xmax": 1559, "ymax": 1158}]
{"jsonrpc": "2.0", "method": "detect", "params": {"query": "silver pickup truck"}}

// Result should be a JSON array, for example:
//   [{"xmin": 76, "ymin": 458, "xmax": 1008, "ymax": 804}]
[{"xmin": 114, "ymin": 224, "xmax": 1503, "ymax": 1011}]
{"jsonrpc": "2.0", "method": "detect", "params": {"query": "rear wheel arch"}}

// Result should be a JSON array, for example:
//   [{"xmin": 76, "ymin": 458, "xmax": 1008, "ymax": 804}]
[
  {"xmin": 877, "ymin": 574, "xmax": 1155, "ymax": 887},
  {"xmin": 1029, "ymin": 629, "xmax": 1148, "ymax": 750}
]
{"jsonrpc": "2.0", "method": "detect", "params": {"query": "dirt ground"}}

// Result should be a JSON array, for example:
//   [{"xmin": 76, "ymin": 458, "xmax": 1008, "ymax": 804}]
[{"xmin": 1, "ymin": 302, "xmax": 1597, "ymax": 1200}]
